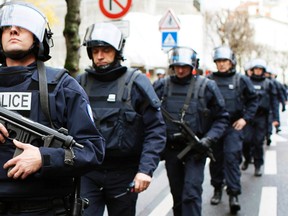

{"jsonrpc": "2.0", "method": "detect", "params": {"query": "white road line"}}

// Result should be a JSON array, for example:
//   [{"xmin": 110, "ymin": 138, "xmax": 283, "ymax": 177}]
[
  {"xmin": 258, "ymin": 187, "xmax": 277, "ymax": 216},
  {"xmin": 148, "ymin": 193, "xmax": 173, "ymax": 216},
  {"xmin": 264, "ymin": 150, "xmax": 277, "ymax": 175},
  {"xmin": 271, "ymin": 133, "xmax": 287, "ymax": 143}
]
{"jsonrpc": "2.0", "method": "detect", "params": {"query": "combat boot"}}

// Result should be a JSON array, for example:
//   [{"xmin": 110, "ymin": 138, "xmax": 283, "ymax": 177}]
[
  {"xmin": 229, "ymin": 195, "xmax": 241, "ymax": 214},
  {"xmin": 241, "ymin": 160, "xmax": 249, "ymax": 171},
  {"xmin": 254, "ymin": 166, "xmax": 262, "ymax": 177},
  {"xmin": 210, "ymin": 188, "xmax": 222, "ymax": 205}
]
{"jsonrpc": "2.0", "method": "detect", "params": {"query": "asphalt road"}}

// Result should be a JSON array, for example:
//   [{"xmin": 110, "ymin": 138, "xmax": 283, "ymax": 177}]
[{"xmin": 136, "ymin": 110, "xmax": 288, "ymax": 216}]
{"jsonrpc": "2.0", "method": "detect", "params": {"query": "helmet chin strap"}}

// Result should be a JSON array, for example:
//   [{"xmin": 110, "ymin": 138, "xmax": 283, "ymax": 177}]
[
  {"xmin": 3, "ymin": 43, "xmax": 36, "ymax": 60},
  {"xmin": 93, "ymin": 59, "xmax": 120, "ymax": 72}
]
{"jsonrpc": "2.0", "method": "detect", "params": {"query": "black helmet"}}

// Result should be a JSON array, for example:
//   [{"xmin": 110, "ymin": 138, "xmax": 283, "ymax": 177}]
[
  {"xmin": 0, "ymin": 1, "xmax": 53, "ymax": 63},
  {"xmin": 168, "ymin": 46, "xmax": 198, "ymax": 69}
]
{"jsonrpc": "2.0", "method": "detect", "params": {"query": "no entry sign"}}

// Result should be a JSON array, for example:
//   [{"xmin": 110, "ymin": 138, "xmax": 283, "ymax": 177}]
[{"xmin": 99, "ymin": 0, "xmax": 132, "ymax": 19}]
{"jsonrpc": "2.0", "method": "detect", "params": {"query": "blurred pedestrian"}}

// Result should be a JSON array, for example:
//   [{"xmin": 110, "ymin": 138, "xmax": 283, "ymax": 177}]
[{"xmin": 242, "ymin": 59, "xmax": 279, "ymax": 176}]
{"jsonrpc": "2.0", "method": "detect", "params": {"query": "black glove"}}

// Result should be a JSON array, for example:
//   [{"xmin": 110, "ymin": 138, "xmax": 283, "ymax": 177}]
[
  {"xmin": 194, "ymin": 137, "xmax": 216, "ymax": 161},
  {"xmin": 198, "ymin": 137, "xmax": 214, "ymax": 153}
]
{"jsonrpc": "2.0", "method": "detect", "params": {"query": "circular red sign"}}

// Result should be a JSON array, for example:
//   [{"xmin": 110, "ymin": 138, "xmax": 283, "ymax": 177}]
[{"xmin": 99, "ymin": 0, "xmax": 132, "ymax": 19}]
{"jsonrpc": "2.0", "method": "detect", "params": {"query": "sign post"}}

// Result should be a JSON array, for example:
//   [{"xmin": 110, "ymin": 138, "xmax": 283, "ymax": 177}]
[{"xmin": 159, "ymin": 9, "xmax": 181, "ymax": 51}]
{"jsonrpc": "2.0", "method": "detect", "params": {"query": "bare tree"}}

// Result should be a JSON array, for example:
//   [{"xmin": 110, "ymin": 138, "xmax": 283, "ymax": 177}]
[
  {"xmin": 63, "ymin": 0, "xmax": 81, "ymax": 77},
  {"xmin": 205, "ymin": 9, "xmax": 255, "ymax": 71}
]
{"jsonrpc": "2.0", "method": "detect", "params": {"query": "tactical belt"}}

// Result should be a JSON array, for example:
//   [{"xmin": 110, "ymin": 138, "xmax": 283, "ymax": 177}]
[{"xmin": 0, "ymin": 198, "xmax": 67, "ymax": 214}]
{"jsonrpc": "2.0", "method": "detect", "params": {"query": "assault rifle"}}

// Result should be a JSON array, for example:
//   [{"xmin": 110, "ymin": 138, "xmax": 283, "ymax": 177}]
[
  {"xmin": 0, "ymin": 106, "xmax": 83, "ymax": 162},
  {"xmin": 161, "ymin": 107, "xmax": 215, "ymax": 161}
]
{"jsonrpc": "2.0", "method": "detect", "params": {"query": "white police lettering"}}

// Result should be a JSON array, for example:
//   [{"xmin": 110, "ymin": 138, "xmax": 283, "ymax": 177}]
[
  {"xmin": 254, "ymin": 85, "xmax": 262, "ymax": 90},
  {"xmin": 0, "ymin": 92, "xmax": 32, "ymax": 110},
  {"xmin": 228, "ymin": 84, "xmax": 234, "ymax": 89}
]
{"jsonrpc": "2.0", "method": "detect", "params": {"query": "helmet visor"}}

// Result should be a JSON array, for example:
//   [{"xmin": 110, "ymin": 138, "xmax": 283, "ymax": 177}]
[
  {"xmin": 83, "ymin": 23, "xmax": 123, "ymax": 51},
  {"xmin": 168, "ymin": 47, "xmax": 197, "ymax": 68},
  {"xmin": 0, "ymin": 2, "xmax": 47, "ymax": 42},
  {"xmin": 214, "ymin": 46, "xmax": 232, "ymax": 61}
]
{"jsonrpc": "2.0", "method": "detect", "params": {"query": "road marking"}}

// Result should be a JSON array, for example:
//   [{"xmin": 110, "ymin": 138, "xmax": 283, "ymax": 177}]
[
  {"xmin": 148, "ymin": 193, "xmax": 173, "ymax": 216},
  {"xmin": 264, "ymin": 150, "xmax": 277, "ymax": 175},
  {"xmin": 258, "ymin": 187, "xmax": 277, "ymax": 216},
  {"xmin": 271, "ymin": 133, "xmax": 287, "ymax": 143}
]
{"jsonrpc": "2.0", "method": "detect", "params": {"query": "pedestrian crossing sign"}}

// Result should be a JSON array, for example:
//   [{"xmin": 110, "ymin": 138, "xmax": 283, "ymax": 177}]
[{"xmin": 162, "ymin": 31, "xmax": 177, "ymax": 48}]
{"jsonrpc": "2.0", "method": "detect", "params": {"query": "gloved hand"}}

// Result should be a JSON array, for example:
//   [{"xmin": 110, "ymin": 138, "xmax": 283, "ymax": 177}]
[
  {"xmin": 198, "ymin": 137, "xmax": 214, "ymax": 153},
  {"xmin": 194, "ymin": 137, "xmax": 216, "ymax": 161}
]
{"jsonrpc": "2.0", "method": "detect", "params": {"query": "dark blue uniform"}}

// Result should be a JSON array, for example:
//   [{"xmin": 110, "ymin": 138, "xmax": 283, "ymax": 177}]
[
  {"xmin": 243, "ymin": 75, "xmax": 278, "ymax": 170},
  {"xmin": 154, "ymin": 74, "xmax": 229, "ymax": 216},
  {"xmin": 266, "ymin": 78, "xmax": 286, "ymax": 139},
  {"xmin": 0, "ymin": 63, "xmax": 105, "ymax": 215},
  {"xmin": 77, "ymin": 66, "xmax": 166, "ymax": 216},
  {"xmin": 208, "ymin": 72, "xmax": 258, "ymax": 195}
]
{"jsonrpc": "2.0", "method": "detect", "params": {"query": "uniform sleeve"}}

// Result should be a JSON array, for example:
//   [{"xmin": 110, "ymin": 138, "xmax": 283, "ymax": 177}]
[
  {"xmin": 241, "ymin": 76, "xmax": 258, "ymax": 122},
  {"xmin": 204, "ymin": 80, "xmax": 229, "ymax": 141},
  {"xmin": 131, "ymin": 77, "xmax": 166, "ymax": 177},
  {"xmin": 38, "ymin": 75, "xmax": 105, "ymax": 177}
]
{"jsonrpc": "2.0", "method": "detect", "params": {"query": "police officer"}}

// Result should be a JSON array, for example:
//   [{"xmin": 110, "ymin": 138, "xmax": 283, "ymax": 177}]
[
  {"xmin": 242, "ymin": 59, "xmax": 279, "ymax": 176},
  {"xmin": 265, "ymin": 67, "xmax": 286, "ymax": 137},
  {"xmin": 152, "ymin": 68, "xmax": 166, "ymax": 88},
  {"xmin": 77, "ymin": 22, "xmax": 166, "ymax": 216},
  {"xmin": 207, "ymin": 46, "xmax": 258, "ymax": 214},
  {"xmin": 154, "ymin": 46, "xmax": 229, "ymax": 216},
  {"xmin": 244, "ymin": 60, "xmax": 253, "ymax": 77},
  {"xmin": 0, "ymin": 2, "xmax": 105, "ymax": 215}
]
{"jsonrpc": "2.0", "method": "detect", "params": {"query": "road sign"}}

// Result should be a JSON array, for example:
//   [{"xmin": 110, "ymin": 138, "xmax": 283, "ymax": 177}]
[
  {"xmin": 99, "ymin": 0, "xmax": 132, "ymax": 19},
  {"xmin": 162, "ymin": 31, "xmax": 177, "ymax": 49},
  {"xmin": 159, "ymin": 9, "xmax": 181, "ymax": 31}
]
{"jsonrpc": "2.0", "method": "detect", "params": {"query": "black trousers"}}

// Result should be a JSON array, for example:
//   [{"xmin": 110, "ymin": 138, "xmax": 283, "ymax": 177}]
[
  {"xmin": 0, "ymin": 198, "xmax": 68, "ymax": 216},
  {"xmin": 81, "ymin": 167, "xmax": 138, "ymax": 216},
  {"xmin": 163, "ymin": 147, "xmax": 206, "ymax": 216}
]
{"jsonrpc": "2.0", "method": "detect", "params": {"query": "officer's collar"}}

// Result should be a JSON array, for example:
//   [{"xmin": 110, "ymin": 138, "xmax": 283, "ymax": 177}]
[
  {"xmin": 170, "ymin": 73, "xmax": 193, "ymax": 84},
  {"xmin": 0, "ymin": 62, "xmax": 36, "ymax": 74},
  {"xmin": 251, "ymin": 75, "xmax": 266, "ymax": 81},
  {"xmin": 213, "ymin": 68, "xmax": 236, "ymax": 77},
  {"xmin": 86, "ymin": 65, "xmax": 127, "ymax": 82},
  {"xmin": 0, "ymin": 62, "xmax": 36, "ymax": 86}
]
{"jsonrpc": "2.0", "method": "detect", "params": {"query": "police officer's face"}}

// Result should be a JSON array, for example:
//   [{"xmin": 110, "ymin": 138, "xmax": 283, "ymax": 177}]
[
  {"xmin": 264, "ymin": 72, "xmax": 271, "ymax": 78},
  {"xmin": 215, "ymin": 59, "xmax": 232, "ymax": 73},
  {"xmin": 174, "ymin": 65, "xmax": 191, "ymax": 79},
  {"xmin": 253, "ymin": 67, "xmax": 264, "ymax": 76},
  {"xmin": 246, "ymin": 69, "xmax": 253, "ymax": 77},
  {"xmin": 1, "ymin": 26, "xmax": 34, "ymax": 54},
  {"xmin": 92, "ymin": 46, "xmax": 116, "ymax": 69}
]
